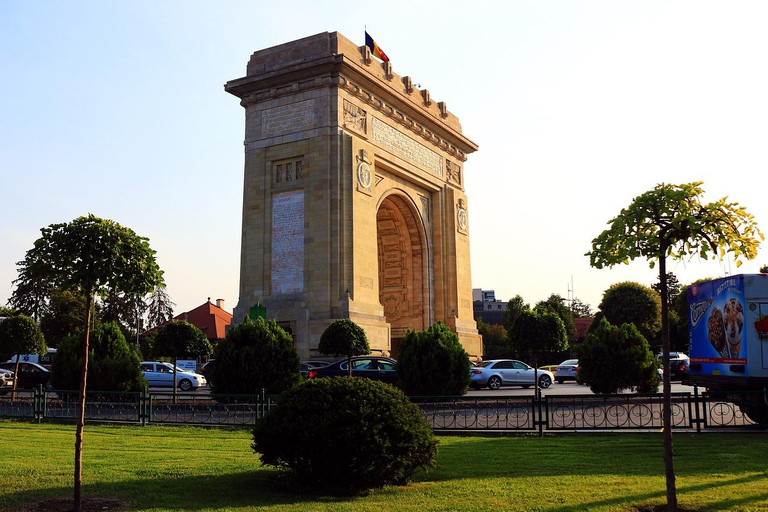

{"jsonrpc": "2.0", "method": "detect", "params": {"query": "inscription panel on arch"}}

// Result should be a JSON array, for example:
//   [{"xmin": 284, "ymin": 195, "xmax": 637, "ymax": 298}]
[
  {"xmin": 271, "ymin": 190, "xmax": 304, "ymax": 294},
  {"xmin": 261, "ymin": 99, "xmax": 316, "ymax": 137},
  {"xmin": 371, "ymin": 117, "xmax": 442, "ymax": 176}
]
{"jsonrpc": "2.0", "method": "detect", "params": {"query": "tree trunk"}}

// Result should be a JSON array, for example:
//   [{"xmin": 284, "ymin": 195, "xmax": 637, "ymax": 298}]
[
  {"xmin": 659, "ymin": 257, "xmax": 677, "ymax": 512},
  {"xmin": 173, "ymin": 356, "xmax": 178, "ymax": 404},
  {"xmin": 11, "ymin": 355, "xmax": 21, "ymax": 401},
  {"xmin": 74, "ymin": 292, "xmax": 94, "ymax": 512}
]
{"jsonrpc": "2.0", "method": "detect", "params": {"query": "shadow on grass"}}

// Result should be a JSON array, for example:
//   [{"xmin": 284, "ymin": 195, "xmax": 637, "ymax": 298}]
[{"xmin": 1, "ymin": 469, "xmax": 361, "ymax": 511}]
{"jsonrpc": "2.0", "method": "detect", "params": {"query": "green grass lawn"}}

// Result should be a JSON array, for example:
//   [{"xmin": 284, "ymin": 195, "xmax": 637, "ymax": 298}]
[{"xmin": 1, "ymin": 420, "xmax": 767, "ymax": 512}]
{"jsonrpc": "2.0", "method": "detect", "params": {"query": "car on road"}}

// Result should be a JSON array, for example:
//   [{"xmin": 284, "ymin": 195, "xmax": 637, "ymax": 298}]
[
  {"xmin": 0, "ymin": 362, "xmax": 52, "ymax": 389},
  {"xmin": 658, "ymin": 352, "xmax": 689, "ymax": 380},
  {"xmin": 555, "ymin": 359, "xmax": 579, "ymax": 384},
  {"xmin": 140, "ymin": 361, "xmax": 207, "ymax": 391},
  {"xmin": 470, "ymin": 359, "xmax": 554, "ymax": 390},
  {"xmin": 307, "ymin": 356, "xmax": 397, "ymax": 384},
  {"xmin": 0, "ymin": 368, "xmax": 12, "ymax": 388}
]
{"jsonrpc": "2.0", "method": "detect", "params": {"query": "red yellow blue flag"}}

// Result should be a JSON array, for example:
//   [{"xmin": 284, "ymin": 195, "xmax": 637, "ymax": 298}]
[{"xmin": 365, "ymin": 31, "xmax": 389, "ymax": 62}]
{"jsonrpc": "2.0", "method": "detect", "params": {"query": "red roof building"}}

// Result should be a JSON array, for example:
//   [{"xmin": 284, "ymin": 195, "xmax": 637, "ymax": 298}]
[{"xmin": 172, "ymin": 299, "xmax": 233, "ymax": 341}]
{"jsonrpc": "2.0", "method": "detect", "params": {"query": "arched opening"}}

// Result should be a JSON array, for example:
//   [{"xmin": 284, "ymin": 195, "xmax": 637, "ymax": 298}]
[{"xmin": 376, "ymin": 194, "xmax": 428, "ymax": 357}]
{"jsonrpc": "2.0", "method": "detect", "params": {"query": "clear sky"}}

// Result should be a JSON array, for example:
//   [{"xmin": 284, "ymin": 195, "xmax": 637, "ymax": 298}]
[{"xmin": 2, "ymin": 1, "xmax": 767, "ymax": 316}]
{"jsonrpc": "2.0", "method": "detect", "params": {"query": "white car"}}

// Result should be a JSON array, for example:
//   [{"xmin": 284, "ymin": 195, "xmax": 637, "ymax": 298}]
[
  {"xmin": 140, "ymin": 361, "xmax": 207, "ymax": 391},
  {"xmin": 555, "ymin": 359, "xmax": 579, "ymax": 384},
  {"xmin": 470, "ymin": 359, "xmax": 554, "ymax": 390}
]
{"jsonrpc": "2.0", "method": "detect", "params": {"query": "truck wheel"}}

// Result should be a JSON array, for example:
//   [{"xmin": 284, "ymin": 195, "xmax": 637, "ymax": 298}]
[{"xmin": 739, "ymin": 404, "xmax": 768, "ymax": 428}]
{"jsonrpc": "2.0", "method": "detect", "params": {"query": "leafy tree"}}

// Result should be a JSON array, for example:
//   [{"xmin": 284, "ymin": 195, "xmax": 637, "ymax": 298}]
[
  {"xmin": 535, "ymin": 293, "xmax": 576, "ymax": 341},
  {"xmin": 154, "ymin": 320, "xmax": 212, "ymax": 402},
  {"xmin": 253, "ymin": 377, "xmax": 437, "ymax": 494},
  {"xmin": 652, "ymin": 272, "xmax": 682, "ymax": 309},
  {"xmin": 0, "ymin": 306, "xmax": 17, "ymax": 317},
  {"xmin": 15, "ymin": 214, "xmax": 163, "ymax": 512},
  {"xmin": 397, "ymin": 322, "xmax": 471, "ymax": 395},
  {"xmin": 100, "ymin": 292, "xmax": 147, "ymax": 342},
  {"xmin": 760, "ymin": 264, "xmax": 768, "ymax": 273},
  {"xmin": 146, "ymin": 285, "xmax": 175, "ymax": 329},
  {"xmin": 52, "ymin": 322, "xmax": 145, "ymax": 392},
  {"xmin": 594, "ymin": 282, "xmax": 661, "ymax": 345},
  {"xmin": 209, "ymin": 317, "xmax": 300, "ymax": 395},
  {"xmin": 40, "ymin": 288, "xmax": 92, "ymax": 348},
  {"xmin": 0, "ymin": 314, "xmax": 47, "ymax": 396},
  {"xmin": 508, "ymin": 309, "xmax": 567, "ymax": 393},
  {"xmin": 586, "ymin": 181, "xmax": 762, "ymax": 512},
  {"xmin": 8, "ymin": 264, "xmax": 51, "ymax": 321},
  {"xmin": 570, "ymin": 298, "xmax": 593, "ymax": 318},
  {"xmin": 576, "ymin": 318, "xmax": 659, "ymax": 393},
  {"xmin": 476, "ymin": 318, "xmax": 510, "ymax": 359},
  {"xmin": 501, "ymin": 295, "xmax": 529, "ymax": 333},
  {"xmin": 318, "ymin": 318, "xmax": 370, "ymax": 376}
]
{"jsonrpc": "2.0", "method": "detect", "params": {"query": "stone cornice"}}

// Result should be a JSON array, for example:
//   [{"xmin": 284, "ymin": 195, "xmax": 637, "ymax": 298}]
[{"xmin": 233, "ymin": 72, "xmax": 472, "ymax": 162}]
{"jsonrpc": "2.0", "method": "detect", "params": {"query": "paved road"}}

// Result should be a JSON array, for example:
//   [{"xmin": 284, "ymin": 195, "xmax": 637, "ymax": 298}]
[{"xmin": 466, "ymin": 381, "xmax": 692, "ymax": 398}]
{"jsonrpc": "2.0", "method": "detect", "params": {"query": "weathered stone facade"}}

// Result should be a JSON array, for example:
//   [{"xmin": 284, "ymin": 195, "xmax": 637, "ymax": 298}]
[{"xmin": 225, "ymin": 31, "xmax": 481, "ymax": 359}]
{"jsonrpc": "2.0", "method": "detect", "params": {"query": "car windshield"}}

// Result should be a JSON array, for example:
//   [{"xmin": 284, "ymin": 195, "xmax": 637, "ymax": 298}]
[{"xmin": 561, "ymin": 360, "xmax": 578, "ymax": 366}]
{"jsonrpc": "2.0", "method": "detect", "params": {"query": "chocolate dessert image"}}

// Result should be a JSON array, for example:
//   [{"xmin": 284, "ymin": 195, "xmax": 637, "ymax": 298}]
[{"xmin": 708, "ymin": 307, "xmax": 729, "ymax": 357}]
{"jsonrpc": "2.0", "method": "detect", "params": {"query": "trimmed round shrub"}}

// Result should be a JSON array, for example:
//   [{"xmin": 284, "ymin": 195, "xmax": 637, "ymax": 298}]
[
  {"xmin": 396, "ymin": 322, "xmax": 470, "ymax": 396},
  {"xmin": 52, "ymin": 321, "xmax": 145, "ymax": 392},
  {"xmin": 209, "ymin": 317, "xmax": 300, "ymax": 395},
  {"xmin": 577, "ymin": 318, "xmax": 659, "ymax": 394},
  {"xmin": 252, "ymin": 377, "xmax": 437, "ymax": 494}
]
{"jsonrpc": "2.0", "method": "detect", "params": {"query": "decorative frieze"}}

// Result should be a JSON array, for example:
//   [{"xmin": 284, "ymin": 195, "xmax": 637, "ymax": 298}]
[
  {"xmin": 343, "ymin": 99, "xmax": 367, "ymax": 136},
  {"xmin": 261, "ymin": 100, "xmax": 316, "ymax": 136},
  {"xmin": 372, "ymin": 117, "xmax": 442, "ymax": 176}
]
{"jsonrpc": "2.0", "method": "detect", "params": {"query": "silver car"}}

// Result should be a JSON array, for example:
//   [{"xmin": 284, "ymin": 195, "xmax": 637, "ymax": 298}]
[
  {"xmin": 555, "ymin": 359, "xmax": 579, "ymax": 384},
  {"xmin": 140, "ymin": 361, "xmax": 207, "ymax": 391},
  {"xmin": 470, "ymin": 359, "xmax": 554, "ymax": 390}
]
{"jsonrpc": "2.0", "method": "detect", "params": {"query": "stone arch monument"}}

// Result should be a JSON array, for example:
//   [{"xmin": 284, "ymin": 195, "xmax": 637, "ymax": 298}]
[{"xmin": 225, "ymin": 32, "xmax": 482, "ymax": 359}]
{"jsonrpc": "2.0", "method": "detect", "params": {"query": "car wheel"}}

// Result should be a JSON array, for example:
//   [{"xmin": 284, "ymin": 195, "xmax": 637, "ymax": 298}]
[
  {"xmin": 179, "ymin": 379, "xmax": 193, "ymax": 392},
  {"xmin": 538, "ymin": 374, "xmax": 552, "ymax": 389},
  {"xmin": 45, "ymin": 382, "xmax": 53, "ymax": 391},
  {"xmin": 556, "ymin": 378, "xmax": 564, "ymax": 384},
  {"xmin": 488, "ymin": 376, "xmax": 502, "ymax": 390}
]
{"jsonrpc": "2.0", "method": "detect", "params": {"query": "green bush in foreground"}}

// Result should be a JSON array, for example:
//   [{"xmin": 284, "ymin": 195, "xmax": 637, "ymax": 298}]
[{"xmin": 252, "ymin": 377, "xmax": 437, "ymax": 494}]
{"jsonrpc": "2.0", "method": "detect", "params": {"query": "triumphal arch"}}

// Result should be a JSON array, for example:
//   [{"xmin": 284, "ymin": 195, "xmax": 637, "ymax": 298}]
[{"xmin": 225, "ymin": 32, "xmax": 481, "ymax": 359}]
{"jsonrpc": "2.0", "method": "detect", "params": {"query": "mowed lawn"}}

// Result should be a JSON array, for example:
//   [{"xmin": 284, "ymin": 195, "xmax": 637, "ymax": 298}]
[{"xmin": 1, "ymin": 420, "xmax": 767, "ymax": 512}]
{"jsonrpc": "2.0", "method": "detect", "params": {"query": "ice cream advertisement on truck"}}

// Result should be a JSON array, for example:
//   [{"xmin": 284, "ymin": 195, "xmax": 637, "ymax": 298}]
[{"xmin": 688, "ymin": 274, "xmax": 768, "ymax": 379}]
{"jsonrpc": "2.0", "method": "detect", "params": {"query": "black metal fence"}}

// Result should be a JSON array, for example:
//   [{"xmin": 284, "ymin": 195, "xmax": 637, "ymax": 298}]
[{"xmin": 1, "ymin": 387, "xmax": 765, "ymax": 432}]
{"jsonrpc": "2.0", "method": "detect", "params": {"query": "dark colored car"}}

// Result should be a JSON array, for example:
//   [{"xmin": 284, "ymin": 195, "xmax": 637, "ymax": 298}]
[
  {"xmin": 658, "ymin": 352, "xmax": 689, "ymax": 380},
  {"xmin": 307, "ymin": 356, "xmax": 397, "ymax": 384},
  {"xmin": 200, "ymin": 360, "xmax": 214, "ymax": 381},
  {"xmin": 0, "ymin": 362, "xmax": 52, "ymax": 389}
]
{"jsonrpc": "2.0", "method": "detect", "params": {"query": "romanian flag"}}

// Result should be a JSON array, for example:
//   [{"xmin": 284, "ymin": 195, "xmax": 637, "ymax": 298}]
[{"xmin": 365, "ymin": 31, "xmax": 389, "ymax": 62}]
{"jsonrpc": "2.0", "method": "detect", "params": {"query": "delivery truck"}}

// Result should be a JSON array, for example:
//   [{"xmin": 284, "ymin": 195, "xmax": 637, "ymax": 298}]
[{"xmin": 686, "ymin": 274, "xmax": 768, "ymax": 425}]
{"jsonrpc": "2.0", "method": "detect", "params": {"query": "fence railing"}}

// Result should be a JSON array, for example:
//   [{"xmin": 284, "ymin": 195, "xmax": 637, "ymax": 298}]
[{"xmin": 1, "ymin": 386, "xmax": 765, "ymax": 431}]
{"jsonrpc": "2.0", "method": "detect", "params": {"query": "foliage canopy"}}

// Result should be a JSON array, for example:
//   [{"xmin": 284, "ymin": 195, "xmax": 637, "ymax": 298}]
[
  {"xmin": 209, "ymin": 317, "xmax": 300, "ymax": 395},
  {"xmin": 397, "ymin": 322, "xmax": 471, "ymax": 396},
  {"xmin": 253, "ymin": 377, "xmax": 437, "ymax": 494}
]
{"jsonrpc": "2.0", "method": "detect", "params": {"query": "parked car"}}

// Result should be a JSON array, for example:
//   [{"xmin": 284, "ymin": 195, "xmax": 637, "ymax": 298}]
[
  {"xmin": 200, "ymin": 360, "xmax": 214, "ymax": 380},
  {"xmin": 470, "ymin": 359, "xmax": 553, "ymax": 390},
  {"xmin": 0, "ymin": 368, "xmax": 12, "ymax": 388},
  {"xmin": 307, "ymin": 357, "xmax": 397, "ymax": 384},
  {"xmin": 658, "ymin": 352, "xmax": 690, "ymax": 380},
  {"xmin": 0, "ymin": 362, "xmax": 52, "ymax": 389},
  {"xmin": 140, "ymin": 361, "xmax": 207, "ymax": 391},
  {"xmin": 555, "ymin": 359, "xmax": 579, "ymax": 384},
  {"xmin": 538, "ymin": 364, "xmax": 558, "ymax": 373}
]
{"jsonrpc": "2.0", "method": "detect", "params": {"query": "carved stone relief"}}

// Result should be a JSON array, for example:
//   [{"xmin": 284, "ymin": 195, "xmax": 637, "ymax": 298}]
[
  {"xmin": 446, "ymin": 160, "xmax": 462, "ymax": 186},
  {"xmin": 343, "ymin": 99, "xmax": 367, "ymax": 135}
]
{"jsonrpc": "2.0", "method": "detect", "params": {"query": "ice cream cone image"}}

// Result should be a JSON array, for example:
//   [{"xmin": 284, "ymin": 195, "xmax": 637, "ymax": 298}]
[{"xmin": 723, "ymin": 298, "xmax": 744, "ymax": 358}]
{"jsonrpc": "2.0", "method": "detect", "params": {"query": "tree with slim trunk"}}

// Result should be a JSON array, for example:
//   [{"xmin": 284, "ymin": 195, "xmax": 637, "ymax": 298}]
[
  {"xmin": 586, "ymin": 182, "xmax": 762, "ymax": 512},
  {"xmin": 15, "ymin": 214, "xmax": 163, "ymax": 512},
  {"xmin": 0, "ymin": 313, "xmax": 47, "ymax": 400},
  {"xmin": 507, "ymin": 309, "xmax": 567, "ymax": 398},
  {"xmin": 318, "ymin": 319, "xmax": 370, "ymax": 376},
  {"xmin": 154, "ymin": 320, "xmax": 212, "ymax": 403}
]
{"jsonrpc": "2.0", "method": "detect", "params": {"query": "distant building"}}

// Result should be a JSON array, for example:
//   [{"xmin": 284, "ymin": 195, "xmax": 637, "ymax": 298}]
[
  {"xmin": 473, "ymin": 288, "xmax": 506, "ymax": 325},
  {"xmin": 144, "ymin": 298, "xmax": 233, "ymax": 343}
]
